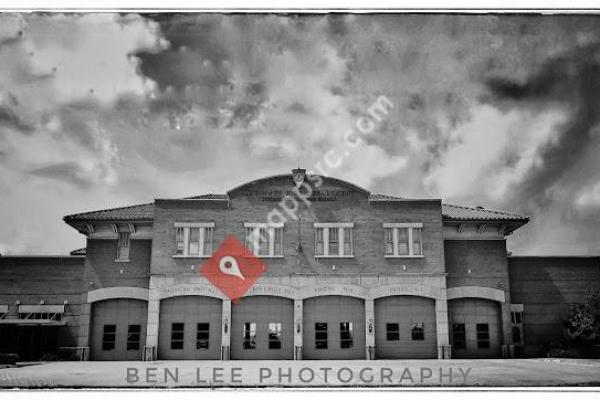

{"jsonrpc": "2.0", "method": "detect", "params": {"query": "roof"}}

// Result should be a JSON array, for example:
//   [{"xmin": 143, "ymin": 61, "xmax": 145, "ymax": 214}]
[
  {"xmin": 69, "ymin": 248, "xmax": 86, "ymax": 256},
  {"xmin": 63, "ymin": 203, "xmax": 154, "ymax": 222},
  {"xmin": 441, "ymin": 203, "xmax": 529, "ymax": 221}
]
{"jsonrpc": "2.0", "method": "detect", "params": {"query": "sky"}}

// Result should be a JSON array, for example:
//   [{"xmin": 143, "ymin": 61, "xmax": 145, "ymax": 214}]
[{"xmin": 0, "ymin": 12, "xmax": 599, "ymax": 256}]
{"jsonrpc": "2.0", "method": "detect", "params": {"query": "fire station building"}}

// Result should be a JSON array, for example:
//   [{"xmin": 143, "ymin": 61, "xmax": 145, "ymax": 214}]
[{"xmin": 0, "ymin": 171, "xmax": 599, "ymax": 361}]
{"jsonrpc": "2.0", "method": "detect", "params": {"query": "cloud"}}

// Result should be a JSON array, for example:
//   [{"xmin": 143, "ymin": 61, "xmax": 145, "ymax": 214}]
[{"xmin": 2, "ymin": 13, "xmax": 600, "ymax": 256}]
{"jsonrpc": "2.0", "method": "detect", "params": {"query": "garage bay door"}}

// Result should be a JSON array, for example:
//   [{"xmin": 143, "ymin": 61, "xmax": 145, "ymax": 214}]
[
  {"xmin": 303, "ymin": 296, "xmax": 365, "ymax": 360},
  {"xmin": 231, "ymin": 296, "xmax": 294, "ymax": 360},
  {"xmin": 449, "ymin": 298, "xmax": 502, "ymax": 358},
  {"xmin": 375, "ymin": 296, "xmax": 437, "ymax": 359},
  {"xmin": 158, "ymin": 296, "xmax": 222, "ymax": 360},
  {"xmin": 90, "ymin": 298, "xmax": 148, "ymax": 361}
]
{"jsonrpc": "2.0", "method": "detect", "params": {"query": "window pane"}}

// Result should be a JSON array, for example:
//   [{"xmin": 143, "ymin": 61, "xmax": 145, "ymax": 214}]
[
  {"xmin": 245, "ymin": 227, "xmax": 255, "ymax": 255},
  {"xmin": 243, "ymin": 322, "xmax": 257, "ymax": 349},
  {"xmin": 343, "ymin": 227, "xmax": 353, "ymax": 255},
  {"xmin": 188, "ymin": 228, "xmax": 200, "ymax": 256},
  {"xmin": 329, "ymin": 228, "xmax": 339, "ymax": 255},
  {"xmin": 274, "ymin": 227, "xmax": 283, "ymax": 256},
  {"xmin": 315, "ymin": 322, "xmax": 328, "ymax": 349},
  {"xmin": 386, "ymin": 323, "xmax": 400, "ymax": 341},
  {"xmin": 197, "ymin": 323, "xmax": 210, "ymax": 349},
  {"xmin": 398, "ymin": 228, "xmax": 409, "ymax": 255},
  {"xmin": 512, "ymin": 326, "xmax": 521, "ymax": 343},
  {"xmin": 268, "ymin": 322, "xmax": 282, "ymax": 349},
  {"xmin": 452, "ymin": 323, "xmax": 466, "ymax": 349},
  {"xmin": 127, "ymin": 325, "xmax": 141, "ymax": 351},
  {"xmin": 315, "ymin": 228, "xmax": 324, "ymax": 255},
  {"xmin": 476, "ymin": 323, "xmax": 490, "ymax": 348},
  {"xmin": 412, "ymin": 228, "xmax": 422, "ymax": 255},
  {"xmin": 385, "ymin": 228, "xmax": 394, "ymax": 255},
  {"xmin": 176, "ymin": 227, "xmax": 185, "ymax": 255},
  {"xmin": 203, "ymin": 228, "xmax": 213, "ymax": 256},
  {"xmin": 171, "ymin": 323, "xmax": 184, "ymax": 350},
  {"xmin": 340, "ymin": 322, "xmax": 353, "ymax": 348},
  {"xmin": 411, "ymin": 322, "xmax": 424, "ymax": 341},
  {"xmin": 102, "ymin": 325, "xmax": 116, "ymax": 351},
  {"xmin": 258, "ymin": 228, "xmax": 269, "ymax": 255},
  {"xmin": 117, "ymin": 232, "xmax": 130, "ymax": 260}
]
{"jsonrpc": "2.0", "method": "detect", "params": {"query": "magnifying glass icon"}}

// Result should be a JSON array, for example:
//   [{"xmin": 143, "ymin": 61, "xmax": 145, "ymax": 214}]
[{"xmin": 219, "ymin": 256, "xmax": 245, "ymax": 280}]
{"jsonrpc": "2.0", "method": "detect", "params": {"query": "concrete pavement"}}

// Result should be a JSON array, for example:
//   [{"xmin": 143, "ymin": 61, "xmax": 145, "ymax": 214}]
[{"xmin": 0, "ymin": 359, "xmax": 599, "ymax": 388}]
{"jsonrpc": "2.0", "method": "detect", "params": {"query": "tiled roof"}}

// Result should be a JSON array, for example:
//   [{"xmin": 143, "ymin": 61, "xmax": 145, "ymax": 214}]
[
  {"xmin": 63, "ymin": 203, "xmax": 154, "ymax": 222},
  {"xmin": 69, "ymin": 248, "xmax": 86, "ymax": 256},
  {"xmin": 441, "ymin": 203, "xmax": 528, "ymax": 221},
  {"xmin": 182, "ymin": 194, "xmax": 230, "ymax": 200},
  {"xmin": 369, "ymin": 193, "xmax": 404, "ymax": 201},
  {"xmin": 64, "ymin": 194, "xmax": 528, "ymax": 223}
]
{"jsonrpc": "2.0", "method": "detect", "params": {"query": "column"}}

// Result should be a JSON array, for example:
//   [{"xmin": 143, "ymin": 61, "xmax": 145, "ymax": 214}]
[
  {"xmin": 221, "ymin": 299, "xmax": 232, "ymax": 360},
  {"xmin": 77, "ymin": 299, "xmax": 91, "ymax": 361},
  {"xmin": 435, "ymin": 298, "xmax": 450, "ymax": 359},
  {"xmin": 293, "ymin": 299, "xmax": 303, "ymax": 360},
  {"xmin": 144, "ymin": 281, "xmax": 160, "ymax": 361},
  {"xmin": 365, "ymin": 298, "xmax": 375, "ymax": 360},
  {"xmin": 500, "ymin": 301, "xmax": 513, "ymax": 357}
]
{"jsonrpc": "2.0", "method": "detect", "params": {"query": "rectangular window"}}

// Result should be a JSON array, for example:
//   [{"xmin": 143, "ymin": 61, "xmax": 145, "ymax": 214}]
[
  {"xmin": 127, "ymin": 325, "xmax": 141, "ymax": 351},
  {"xmin": 175, "ymin": 227, "xmax": 185, "ymax": 255},
  {"xmin": 171, "ymin": 323, "xmax": 184, "ymax": 350},
  {"xmin": 476, "ymin": 323, "xmax": 490, "ymax": 348},
  {"xmin": 116, "ymin": 232, "xmax": 130, "ymax": 261},
  {"xmin": 511, "ymin": 311, "xmax": 522, "ymax": 324},
  {"xmin": 385, "ymin": 228, "xmax": 394, "ymax": 255},
  {"xmin": 188, "ymin": 227, "xmax": 200, "ymax": 256},
  {"xmin": 315, "ymin": 228, "xmax": 324, "ymax": 256},
  {"xmin": 173, "ymin": 223, "xmax": 214, "ymax": 257},
  {"xmin": 197, "ymin": 323, "xmax": 210, "ymax": 349},
  {"xmin": 452, "ymin": 323, "xmax": 466, "ymax": 350},
  {"xmin": 382, "ymin": 223, "xmax": 423, "ymax": 257},
  {"xmin": 512, "ymin": 326, "xmax": 521, "ymax": 343},
  {"xmin": 274, "ymin": 227, "xmax": 283, "ymax": 256},
  {"xmin": 315, "ymin": 322, "xmax": 328, "ymax": 349},
  {"xmin": 411, "ymin": 322, "xmax": 425, "ymax": 341},
  {"xmin": 386, "ymin": 323, "xmax": 400, "ymax": 341},
  {"xmin": 268, "ymin": 322, "xmax": 282, "ymax": 349},
  {"xmin": 243, "ymin": 322, "xmax": 257, "ymax": 349},
  {"xmin": 412, "ymin": 228, "xmax": 422, "ymax": 256},
  {"xmin": 313, "ymin": 224, "xmax": 354, "ymax": 257},
  {"xmin": 343, "ymin": 227, "xmax": 353, "ymax": 256},
  {"xmin": 340, "ymin": 322, "xmax": 353, "ymax": 348},
  {"xmin": 102, "ymin": 325, "xmax": 116, "ymax": 351},
  {"xmin": 244, "ymin": 224, "xmax": 284, "ymax": 257}
]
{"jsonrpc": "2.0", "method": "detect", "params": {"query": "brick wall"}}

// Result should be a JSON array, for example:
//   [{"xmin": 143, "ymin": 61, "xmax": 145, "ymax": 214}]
[
  {"xmin": 444, "ymin": 240, "xmax": 510, "ymax": 291},
  {"xmin": 508, "ymin": 256, "xmax": 600, "ymax": 355},
  {"xmin": 0, "ymin": 256, "xmax": 84, "ymax": 347},
  {"xmin": 84, "ymin": 239, "xmax": 151, "ymax": 289},
  {"xmin": 151, "ymin": 176, "xmax": 444, "ymax": 276}
]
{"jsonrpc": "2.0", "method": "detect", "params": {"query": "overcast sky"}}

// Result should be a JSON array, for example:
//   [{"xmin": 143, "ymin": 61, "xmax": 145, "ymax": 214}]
[{"xmin": 0, "ymin": 13, "xmax": 599, "ymax": 255}]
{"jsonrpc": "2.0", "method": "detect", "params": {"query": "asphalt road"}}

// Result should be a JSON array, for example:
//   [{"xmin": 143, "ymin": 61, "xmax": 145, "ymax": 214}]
[{"xmin": 0, "ymin": 359, "xmax": 599, "ymax": 388}]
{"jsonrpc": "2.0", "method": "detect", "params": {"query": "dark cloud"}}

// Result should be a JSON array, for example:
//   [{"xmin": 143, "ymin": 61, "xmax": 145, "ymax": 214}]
[{"xmin": 28, "ymin": 162, "xmax": 91, "ymax": 189}]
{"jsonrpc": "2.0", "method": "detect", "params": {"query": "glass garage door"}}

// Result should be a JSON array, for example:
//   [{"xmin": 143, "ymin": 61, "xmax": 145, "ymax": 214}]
[
  {"xmin": 158, "ymin": 296, "xmax": 222, "ymax": 360},
  {"xmin": 90, "ymin": 298, "xmax": 148, "ymax": 361},
  {"xmin": 302, "ymin": 296, "xmax": 365, "ymax": 360},
  {"xmin": 375, "ymin": 296, "xmax": 437, "ymax": 359},
  {"xmin": 230, "ymin": 296, "xmax": 294, "ymax": 360},
  {"xmin": 449, "ymin": 298, "xmax": 502, "ymax": 358}
]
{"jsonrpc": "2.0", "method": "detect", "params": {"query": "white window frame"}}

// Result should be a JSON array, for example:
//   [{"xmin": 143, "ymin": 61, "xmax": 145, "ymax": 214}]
[
  {"xmin": 173, "ymin": 222, "xmax": 215, "ymax": 258},
  {"xmin": 244, "ymin": 222, "xmax": 284, "ymax": 258},
  {"xmin": 116, "ymin": 231, "xmax": 131, "ymax": 262},
  {"xmin": 314, "ymin": 223, "xmax": 354, "ymax": 258},
  {"xmin": 383, "ymin": 223, "xmax": 424, "ymax": 258}
]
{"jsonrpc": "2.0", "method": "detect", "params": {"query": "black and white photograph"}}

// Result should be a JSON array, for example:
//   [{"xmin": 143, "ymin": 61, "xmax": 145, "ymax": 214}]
[{"xmin": 0, "ymin": 3, "xmax": 600, "ymax": 394}]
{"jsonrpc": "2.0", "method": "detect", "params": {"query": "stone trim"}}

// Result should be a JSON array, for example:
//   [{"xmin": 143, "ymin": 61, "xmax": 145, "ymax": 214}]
[
  {"xmin": 446, "ymin": 285, "xmax": 505, "ymax": 303},
  {"xmin": 87, "ymin": 286, "xmax": 149, "ymax": 303}
]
